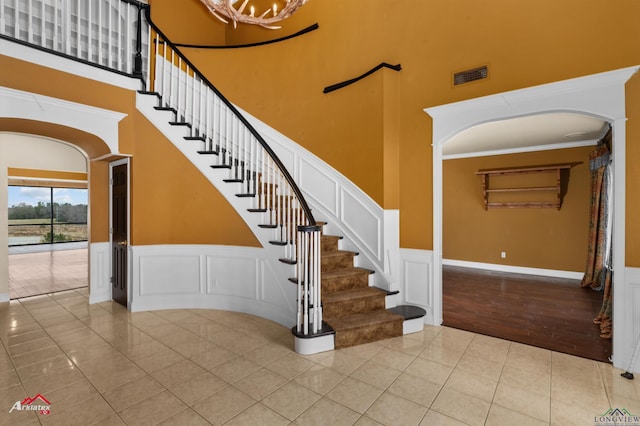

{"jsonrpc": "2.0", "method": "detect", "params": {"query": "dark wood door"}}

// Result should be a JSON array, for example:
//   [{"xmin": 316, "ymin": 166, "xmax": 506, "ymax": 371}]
[{"xmin": 112, "ymin": 163, "xmax": 128, "ymax": 307}]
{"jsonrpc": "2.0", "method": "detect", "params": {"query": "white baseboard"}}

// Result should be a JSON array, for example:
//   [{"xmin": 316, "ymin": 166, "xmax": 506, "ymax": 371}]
[
  {"xmin": 443, "ymin": 259, "xmax": 584, "ymax": 280},
  {"xmin": 0, "ymin": 293, "xmax": 8, "ymax": 303}
]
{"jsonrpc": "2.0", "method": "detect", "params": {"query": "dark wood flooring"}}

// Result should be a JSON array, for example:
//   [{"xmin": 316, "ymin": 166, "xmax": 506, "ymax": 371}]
[{"xmin": 443, "ymin": 265, "xmax": 612, "ymax": 362}]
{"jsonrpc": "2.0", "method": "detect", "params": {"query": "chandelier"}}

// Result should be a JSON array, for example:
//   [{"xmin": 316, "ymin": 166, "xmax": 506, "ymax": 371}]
[{"xmin": 199, "ymin": 0, "xmax": 308, "ymax": 29}]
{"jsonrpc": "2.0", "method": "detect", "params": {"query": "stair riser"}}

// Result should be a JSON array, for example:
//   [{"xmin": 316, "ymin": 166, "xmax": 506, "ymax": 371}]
[
  {"xmin": 321, "ymin": 238, "xmax": 339, "ymax": 253},
  {"xmin": 322, "ymin": 272, "xmax": 370, "ymax": 294},
  {"xmin": 333, "ymin": 320, "xmax": 403, "ymax": 349},
  {"xmin": 322, "ymin": 253, "xmax": 355, "ymax": 272},
  {"xmin": 323, "ymin": 294, "xmax": 386, "ymax": 319}
]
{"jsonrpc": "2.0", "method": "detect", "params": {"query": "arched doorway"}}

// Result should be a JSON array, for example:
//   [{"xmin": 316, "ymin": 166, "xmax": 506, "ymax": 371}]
[
  {"xmin": 0, "ymin": 86, "xmax": 126, "ymax": 304},
  {"xmin": 4, "ymin": 133, "xmax": 89, "ymax": 299},
  {"xmin": 425, "ymin": 66, "xmax": 639, "ymax": 370}
]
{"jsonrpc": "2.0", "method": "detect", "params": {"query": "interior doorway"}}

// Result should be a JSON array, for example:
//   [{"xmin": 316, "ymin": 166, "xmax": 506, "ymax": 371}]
[
  {"xmin": 425, "ymin": 66, "xmax": 639, "ymax": 369},
  {"xmin": 3, "ymin": 134, "xmax": 90, "ymax": 300}
]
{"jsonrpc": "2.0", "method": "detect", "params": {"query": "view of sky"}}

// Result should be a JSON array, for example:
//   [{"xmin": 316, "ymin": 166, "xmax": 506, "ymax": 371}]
[{"xmin": 8, "ymin": 186, "xmax": 88, "ymax": 207}]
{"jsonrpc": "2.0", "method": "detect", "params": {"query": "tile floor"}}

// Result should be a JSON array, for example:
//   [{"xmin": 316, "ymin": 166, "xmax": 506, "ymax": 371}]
[
  {"xmin": 8, "ymin": 244, "xmax": 88, "ymax": 299},
  {"xmin": 1, "ymin": 290, "xmax": 639, "ymax": 426}
]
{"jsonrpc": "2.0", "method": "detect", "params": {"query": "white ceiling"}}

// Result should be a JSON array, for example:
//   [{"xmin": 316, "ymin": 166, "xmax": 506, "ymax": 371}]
[{"xmin": 442, "ymin": 112, "xmax": 608, "ymax": 159}]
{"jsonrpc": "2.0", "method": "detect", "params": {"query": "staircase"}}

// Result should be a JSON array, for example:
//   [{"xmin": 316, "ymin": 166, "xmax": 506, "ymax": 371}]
[
  {"xmin": 1, "ymin": 0, "xmax": 426, "ymax": 353},
  {"xmin": 320, "ymin": 233, "xmax": 404, "ymax": 348}
]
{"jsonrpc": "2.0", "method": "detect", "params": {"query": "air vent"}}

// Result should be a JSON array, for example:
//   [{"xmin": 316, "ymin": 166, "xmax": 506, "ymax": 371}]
[{"xmin": 453, "ymin": 65, "xmax": 488, "ymax": 86}]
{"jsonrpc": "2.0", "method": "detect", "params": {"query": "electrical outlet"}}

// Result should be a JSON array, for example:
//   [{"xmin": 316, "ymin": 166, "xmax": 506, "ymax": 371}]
[{"xmin": 501, "ymin": 251, "xmax": 507, "ymax": 258}]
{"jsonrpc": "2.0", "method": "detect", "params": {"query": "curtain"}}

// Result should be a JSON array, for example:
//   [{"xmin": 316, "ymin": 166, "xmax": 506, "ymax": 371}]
[{"xmin": 581, "ymin": 142, "xmax": 613, "ymax": 339}]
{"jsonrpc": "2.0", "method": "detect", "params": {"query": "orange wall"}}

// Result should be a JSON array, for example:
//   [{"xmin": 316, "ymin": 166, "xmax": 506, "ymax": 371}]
[
  {"xmin": 148, "ymin": 0, "xmax": 640, "ymax": 260},
  {"xmin": 443, "ymin": 147, "xmax": 593, "ymax": 271},
  {"xmin": 130, "ymin": 111, "xmax": 259, "ymax": 246},
  {"xmin": 1, "ymin": 55, "xmax": 259, "ymax": 247}
]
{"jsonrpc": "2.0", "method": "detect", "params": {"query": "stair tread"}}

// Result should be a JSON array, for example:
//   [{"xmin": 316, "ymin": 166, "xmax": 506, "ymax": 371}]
[
  {"xmin": 323, "ymin": 287, "xmax": 385, "ymax": 303},
  {"xmin": 323, "ymin": 250, "xmax": 356, "ymax": 258},
  {"xmin": 322, "ymin": 268, "xmax": 372, "ymax": 279},
  {"xmin": 325, "ymin": 310, "xmax": 403, "ymax": 331}
]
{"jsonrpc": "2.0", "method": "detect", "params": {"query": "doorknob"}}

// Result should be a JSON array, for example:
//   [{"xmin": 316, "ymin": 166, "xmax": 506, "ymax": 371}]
[{"xmin": 117, "ymin": 240, "xmax": 128, "ymax": 246}]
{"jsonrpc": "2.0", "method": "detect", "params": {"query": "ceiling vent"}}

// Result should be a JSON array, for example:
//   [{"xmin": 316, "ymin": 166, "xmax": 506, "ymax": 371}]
[{"xmin": 453, "ymin": 65, "xmax": 488, "ymax": 86}]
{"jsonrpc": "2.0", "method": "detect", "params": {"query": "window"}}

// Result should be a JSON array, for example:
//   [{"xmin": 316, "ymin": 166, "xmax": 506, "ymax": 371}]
[{"xmin": 7, "ymin": 186, "xmax": 88, "ymax": 246}]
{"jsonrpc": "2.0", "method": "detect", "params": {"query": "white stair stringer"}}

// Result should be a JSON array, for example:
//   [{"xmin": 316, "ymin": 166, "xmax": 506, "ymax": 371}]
[{"xmin": 135, "ymin": 91, "xmax": 299, "ymax": 325}]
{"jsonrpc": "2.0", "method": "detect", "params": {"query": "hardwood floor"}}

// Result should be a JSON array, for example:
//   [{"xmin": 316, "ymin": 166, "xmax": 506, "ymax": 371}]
[{"xmin": 443, "ymin": 265, "xmax": 612, "ymax": 362}]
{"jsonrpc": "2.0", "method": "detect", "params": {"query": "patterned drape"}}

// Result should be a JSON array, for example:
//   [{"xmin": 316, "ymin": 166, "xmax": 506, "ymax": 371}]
[{"xmin": 581, "ymin": 142, "xmax": 613, "ymax": 339}]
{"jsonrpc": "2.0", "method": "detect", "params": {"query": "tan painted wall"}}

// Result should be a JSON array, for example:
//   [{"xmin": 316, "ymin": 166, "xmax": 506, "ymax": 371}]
[
  {"xmin": 149, "ymin": 0, "xmax": 640, "ymax": 267},
  {"xmin": 0, "ymin": 55, "xmax": 259, "ymax": 247},
  {"xmin": 443, "ymin": 147, "xmax": 593, "ymax": 271}
]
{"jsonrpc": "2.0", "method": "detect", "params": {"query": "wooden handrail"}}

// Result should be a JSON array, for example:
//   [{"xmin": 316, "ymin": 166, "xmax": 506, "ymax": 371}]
[
  {"xmin": 172, "ymin": 23, "xmax": 319, "ymax": 49},
  {"xmin": 323, "ymin": 62, "xmax": 401, "ymax": 94}
]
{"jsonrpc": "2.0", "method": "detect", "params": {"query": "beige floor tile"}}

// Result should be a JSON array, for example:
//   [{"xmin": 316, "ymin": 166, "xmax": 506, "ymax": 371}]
[
  {"xmin": 326, "ymin": 377, "xmax": 384, "ymax": 414},
  {"xmin": 318, "ymin": 350, "xmax": 368, "ymax": 376},
  {"xmin": 339, "ymin": 340, "xmax": 386, "ymax": 360},
  {"xmin": 493, "ymin": 380, "xmax": 550, "ymax": 422},
  {"xmin": 154, "ymin": 408, "xmax": 210, "ymax": 426},
  {"xmin": 156, "ymin": 408, "xmax": 212, "ymax": 426},
  {"xmin": 370, "ymin": 347, "xmax": 416, "ymax": 371},
  {"xmin": 7, "ymin": 329, "xmax": 48, "ymax": 347},
  {"xmin": 210, "ymin": 356, "xmax": 262, "ymax": 384},
  {"xmin": 225, "ymin": 403, "xmax": 289, "ymax": 426},
  {"xmin": 91, "ymin": 413, "xmax": 127, "ymax": 425},
  {"xmin": 233, "ymin": 367, "xmax": 288, "ymax": 400},
  {"xmin": 351, "ymin": 359, "xmax": 402, "ymax": 390},
  {"xmin": 404, "ymin": 357, "xmax": 453, "ymax": 386},
  {"xmin": 486, "ymin": 404, "xmax": 549, "ymax": 426},
  {"xmin": 8, "ymin": 336, "xmax": 57, "ymax": 357},
  {"xmin": 294, "ymin": 364, "xmax": 346, "ymax": 395},
  {"xmin": 20, "ymin": 365, "xmax": 85, "ymax": 396},
  {"xmin": 266, "ymin": 352, "xmax": 316, "ymax": 380},
  {"xmin": 261, "ymin": 381, "xmax": 321, "ymax": 421},
  {"xmin": 192, "ymin": 385, "xmax": 256, "ymax": 425},
  {"xmin": 387, "ymin": 372, "xmax": 442, "ymax": 407},
  {"xmin": 40, "ymin": 394, "xmax": 115, "ymax": 426},
  {"xmin": 455, "ymin": 351, "xmax": 505, "ymax": 382},
  {"xmin": 550, "ymin": 397, "xmax": 607, "ymax": 426},
  {"xmin": 443, "ymin": 368, "xmax": 498, "ymax": 402},
  {"xmin": 551, "ymin": 374, "xmax": 609, "ymax": 408},
  {"xmin": 431, "ymin": 387, "xmax": 490, "ymax": 426},
  {"xmin": 151, "ymin": 359, "xmax": 207, "ymax": 389},
  {"xmin": 187, "ymin": 343, "xmax": 236, "ymax": 370},
  {"xmin": 0, "ymin": 368, "xmax": 21, "ymax": 391},
  {"xmin": 499, "ymin": 360, "xmax": 551, "ymax": 395},
  {"xmin": 16, "ymin": 354, "xmax": 76, "ymax": 382},
  {"xmin": 242, "ymin": 342, "xmax": 292, "ymax": 367},
  {"xmin": 118, "ymin": 389, "xmax": 188, "ymax": 426},
  {"xmin": 600, "ymin": 364, "xmax": 640, "ymax": 403},
  {"xmin": 419, "ymin": 410, "xmax": 468, "ymax": 425},
  {"xmin": 169, "ymin": 372, "xmax": 227, "ymax": 405},
  {"xmin": 129, "ymin": 346, "xmax": 185, "ymax": 373},
  {"xmin": 102, "ymin": 374, "xmax": 165, "ymax": 412},
  {"xmin": 85, "ymin": 362, "xmax": 147, "ymax": 393},
  {"xmin": 430, "ymin": 328, "xmax": 474, "ymax": 351},
  {"xmin": 365, "ymin": 392, "xmax": 428, "ymax": 426},
  {"xmin": 47, "ymin": 326, "xmax": 95, "ymax": 345},
  {"xmin": 43, "ymin": 378, "xmax": 100, "ymax": 412},
  {"xmin": 296, "ymin": 397, "xmax": 361, "ymax": 426}
]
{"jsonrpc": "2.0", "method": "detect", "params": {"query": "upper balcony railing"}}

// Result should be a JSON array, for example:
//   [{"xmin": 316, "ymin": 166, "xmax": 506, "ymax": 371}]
[{"xmin": 0, "ymin": 0, "xmax": 149, "ymax": 80}]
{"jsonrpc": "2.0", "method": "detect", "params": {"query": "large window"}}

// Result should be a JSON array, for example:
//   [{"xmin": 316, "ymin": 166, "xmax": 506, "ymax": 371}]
[{"xmin": 8, "ymin": 186, "xmax": 88, "ymax": 246}]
